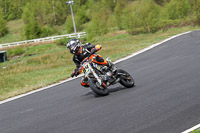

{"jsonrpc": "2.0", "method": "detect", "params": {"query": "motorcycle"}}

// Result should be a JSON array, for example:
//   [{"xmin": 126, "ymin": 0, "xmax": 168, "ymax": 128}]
[{"xmin": 79, "ymin": 54, "xmax": 135, "ymax": 96}]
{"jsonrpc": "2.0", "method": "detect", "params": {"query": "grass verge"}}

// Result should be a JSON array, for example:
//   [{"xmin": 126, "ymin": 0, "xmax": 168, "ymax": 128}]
[
  {"xmin": 0, "ymin": 19, "xmax": 26, "ymax": 44},
  {"xmin": 192, "ymin": 129, "xmax": 200, "ymax": 133},
  {"xmin": 0, "ymin": 26, "xmax": 200, "ymax": 101}
]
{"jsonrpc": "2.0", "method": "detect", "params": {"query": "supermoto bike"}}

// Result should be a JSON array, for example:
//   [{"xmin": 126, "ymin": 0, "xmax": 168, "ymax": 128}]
[{"xmin": 79, "ymin": 54, "xmax": 135, "ymax": 96}]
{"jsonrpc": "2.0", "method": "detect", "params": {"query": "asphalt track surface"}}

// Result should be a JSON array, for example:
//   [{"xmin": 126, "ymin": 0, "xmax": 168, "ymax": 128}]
[{"xmin": 0, "ymin": 31, "xmax": 200, "ymax": 133}]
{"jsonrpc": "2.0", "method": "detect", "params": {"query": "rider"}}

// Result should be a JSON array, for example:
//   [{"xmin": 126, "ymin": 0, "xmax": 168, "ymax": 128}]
[{"xmin": 67, "ymin": 39, "xmax": 116, "ymax": 87}]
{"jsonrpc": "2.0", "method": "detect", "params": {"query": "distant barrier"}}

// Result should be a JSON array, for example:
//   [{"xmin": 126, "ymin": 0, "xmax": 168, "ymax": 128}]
[{"xmin": 0, "ymin": 32, "xmax": 87, "ymax": 49}]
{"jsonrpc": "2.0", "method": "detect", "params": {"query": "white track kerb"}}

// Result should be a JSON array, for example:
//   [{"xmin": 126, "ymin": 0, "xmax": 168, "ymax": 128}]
[
  {"xmin": 1, "ymin": 30, "xmax": 199, "ymax": 132},
  {"xmin": 182, "ymin": 123, "xmax": 200, "ymax": 133}
]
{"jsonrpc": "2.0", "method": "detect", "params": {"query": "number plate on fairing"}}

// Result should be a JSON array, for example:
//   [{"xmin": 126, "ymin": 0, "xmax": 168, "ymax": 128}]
[{"xmin": 82, "ymin": 62, "xmax": 90, "ymax": 76}]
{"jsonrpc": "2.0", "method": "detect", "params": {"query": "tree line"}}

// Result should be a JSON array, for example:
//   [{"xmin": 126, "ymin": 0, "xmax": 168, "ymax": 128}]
[{"xmin": 0, "ymin": 0, "xmax": 200, "ymax": 40}]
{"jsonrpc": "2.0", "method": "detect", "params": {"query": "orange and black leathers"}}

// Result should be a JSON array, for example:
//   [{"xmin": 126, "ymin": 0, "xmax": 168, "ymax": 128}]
[
  {"xmin": 72, "ymin": 43, "xmax": 107, "ymax": 73},
  {"xmin": 71, "ymin": 43, "xmax": 107, "ymax": 87}
]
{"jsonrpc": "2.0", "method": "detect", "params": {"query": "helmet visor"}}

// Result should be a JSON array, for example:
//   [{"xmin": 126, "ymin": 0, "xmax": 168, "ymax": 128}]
[
  {"xmin": 68, "ymin": 44, "xmax": 79, "ymax": 54},
  {"xmin": 67, "ymin": 39, "xmax": 80, "ymax": 54}
]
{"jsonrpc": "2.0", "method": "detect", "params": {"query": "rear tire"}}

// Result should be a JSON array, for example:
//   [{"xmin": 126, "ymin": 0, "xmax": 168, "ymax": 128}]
[
  {"xmin": 89, "ymin": 78, "xmax": 109, "ymax": 96},
  {"xmin": 117, "ymin": 69, "xmax": 135, "ymax": 88}
]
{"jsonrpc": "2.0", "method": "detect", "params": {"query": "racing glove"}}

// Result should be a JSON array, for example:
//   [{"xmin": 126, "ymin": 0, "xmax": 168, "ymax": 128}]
[{"xmin": 88, "ymin": 45, "xmax": 102, "ymax": 57}]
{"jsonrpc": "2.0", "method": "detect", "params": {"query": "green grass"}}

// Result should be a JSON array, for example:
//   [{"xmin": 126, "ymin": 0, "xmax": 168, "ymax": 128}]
[
  {"xmin": 6, "ymin": 43, "xmax": 59, "ymax": 57},
  {"xmin": 192, "ymin": 129, "xmax": 200, "ymax": 133},
  {"xmin": 0, "ymin": 19, "xmax": 72, "ymax": 45},
  {"xmin": 0, "ymin": 19, "xmax": 26, "ymax": 44},
  {"xmin": 0, "ymin": 26, "xmax": 200, "ymax": 101}
]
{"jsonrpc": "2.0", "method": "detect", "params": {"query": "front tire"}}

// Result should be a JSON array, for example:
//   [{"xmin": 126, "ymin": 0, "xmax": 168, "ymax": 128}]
[
  {"xmin": 89, "ymin": 78, "xmax": 109, "ymax": 96},
  {"xmin": 117, "ymin": 69, "xmax": 135, "ymax": 88}
]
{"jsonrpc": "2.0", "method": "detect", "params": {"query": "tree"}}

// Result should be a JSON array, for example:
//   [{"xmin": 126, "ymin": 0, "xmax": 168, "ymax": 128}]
[
  {"xmin": 77, "ymin": 5, "xmax": 89, "ymax": 25},
  {"xmin": 190, "ymin": 0, "xmax": 200, "ymax": 24},
  {"xmin": 154, "ymin": 0, "xmax": 169, "ymax": 5},
  {"xmin": 24, "ymin": 11, "xmax": 42, "ymax": 39},
  {"xmin": 65, "ymin": 15, "xmax": 75, "ymax": 33},
  {"xmin": 22, "ymin": 2, "xmax": 35, "ymax": 24},
  {"xmin": 114, "ymin": 0, "xmax": 127, "ymax": 30},
  {"xmin": 101, "ymin": 0, "xmax": 116, "ymax": 11},
  {"xmin": 87, "ymin": 6, "xmax": 110, "ymax": 40},
  {"xmin": 25, "ymin": 20, "xmax": 41, "ymax": 39},
  {"xmin": 0, "ymin": 0, "xmax": 29, "ymax": 20},
  {"xmin": 53, "ymin": 0, "xmax": 68, "ymax": 25},
  {"xmin": 122, "ymin": 0, "xmax": 161, "ymax": 34},
  {"xmin": 0, "ymin": 7, "xmax": 8, "ymax": 37},
  {"xmin": 166, "ymin": 0, "xmax": 190, "ymax": 20}
]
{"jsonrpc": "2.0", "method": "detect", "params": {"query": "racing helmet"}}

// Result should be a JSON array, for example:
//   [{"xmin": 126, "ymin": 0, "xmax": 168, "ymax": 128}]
[{"xmin": 67, "ymin": 39, "xmax": 81, "ymax": 54}]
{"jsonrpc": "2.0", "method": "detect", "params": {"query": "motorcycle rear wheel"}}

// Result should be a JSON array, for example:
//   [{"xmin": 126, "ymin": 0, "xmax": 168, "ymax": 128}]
[
  {"xmin": 89, "ymin": 78, "xmax": 109, "ymax": 96},
  {"xmin": 117, "ymin": 69, "xmax": 135, "ymax": 88}
]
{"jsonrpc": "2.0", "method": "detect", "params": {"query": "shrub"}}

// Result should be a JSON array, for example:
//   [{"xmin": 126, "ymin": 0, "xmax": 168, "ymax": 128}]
[
  {"xmin": 40, "ymin": 26, "xmax": 57, "ymax": 38},
  {"xmin": 7, "ymin": 47, "xmax": 25, "ymax": 57},
  {"xmin": 65, "ymin": 15, "xmax": 82, "ymax": 33},
  {"xmin": 0, "ymin": 8, "xmax": 8, "ymax": 37},
  {"xmin": 24, "ymin": 11, "xmax": 42, "ymax": 39},
  {"xmin": 25, "ymin": 20, "xmax": 42, "ymax": 39},
  {"xmin": 156, "ymin": 19, "xmax": 182, "ymax": 31},
  {"xmin": 190, "ymin": 0, "xmax": 200, "ymax": 24},
  {"xmin": 65, "ymin": 16, "xmax": 74, "ymax": 33},
  {"xmin": 56, "ymin": 37, "xmax": 70, "ymax": 46},
  {"xmin": 122, "ymin": 0, "xmax": 161, "ymax": 34},
  {"xmin": 114, "ymin": 0, "xmax": 127, "ymax": 30},
  {"xmin": 76, "ymin": 5, "xmax": 90, "ymax": 25},
  {"xmin": 86, "ymin": 7, "xmax": 110, "ymax": 41},
  {"xmin": 154, "ymin": 0, "xmax": 167, "ymax": 5},
  {"xmin": 166, "ymin": 0, "xmax": 190, "ymax": 20}
]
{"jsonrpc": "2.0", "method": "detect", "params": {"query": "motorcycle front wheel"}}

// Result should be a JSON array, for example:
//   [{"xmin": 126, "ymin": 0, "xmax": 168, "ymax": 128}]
[{"xmin": 89, "ymin": 78, "xmax": 109, "ymax": 96}]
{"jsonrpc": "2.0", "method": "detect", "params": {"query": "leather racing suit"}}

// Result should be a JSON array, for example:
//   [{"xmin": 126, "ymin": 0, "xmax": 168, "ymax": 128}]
[{"xmin": 71, "ymin": 43, "xmax": 111, "ymax": 87}]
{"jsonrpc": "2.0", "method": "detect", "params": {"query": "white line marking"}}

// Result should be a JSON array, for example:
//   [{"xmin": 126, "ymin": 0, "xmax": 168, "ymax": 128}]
[
  {"xmin": 182, "ymin": 123, "xmax": 200, "ymax": 133},
  {"xmin": 114, "ymin": 31, "xmax": 191, "ymax": 64},
  {"xmin": 0, "ymin": 31, "xmax": 192, "ymax": 105}
]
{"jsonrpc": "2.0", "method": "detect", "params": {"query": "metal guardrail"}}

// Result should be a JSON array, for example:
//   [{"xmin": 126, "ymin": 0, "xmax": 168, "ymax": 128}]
[{"xmin": 0, "ymin": 32, "xmax": 87, "ymax": 49}]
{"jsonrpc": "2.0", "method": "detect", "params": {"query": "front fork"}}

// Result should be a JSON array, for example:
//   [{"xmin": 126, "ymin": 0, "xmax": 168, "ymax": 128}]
[{"xmin": 89, "ymin": 65, "xmax": 103, "ymax": 85}]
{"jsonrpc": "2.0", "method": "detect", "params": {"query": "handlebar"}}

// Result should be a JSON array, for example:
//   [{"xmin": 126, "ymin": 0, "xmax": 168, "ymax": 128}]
[{"xmin": 81, "ymin": 53, "xmax": 96, "ymax": 64}]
